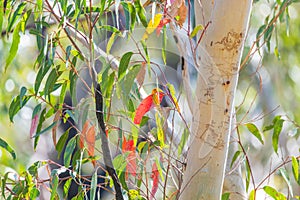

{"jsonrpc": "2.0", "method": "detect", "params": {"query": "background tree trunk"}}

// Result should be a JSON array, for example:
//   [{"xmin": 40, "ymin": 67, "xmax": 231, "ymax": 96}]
[{"xmin": 179, "ymin": 0, "xmax": 253, "ymax": 199}]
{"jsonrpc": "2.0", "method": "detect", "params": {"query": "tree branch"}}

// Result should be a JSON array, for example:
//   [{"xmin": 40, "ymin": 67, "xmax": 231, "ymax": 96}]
[{"xmin": 95, "ymin": 83, "xmax": 124, "ymax": 200}]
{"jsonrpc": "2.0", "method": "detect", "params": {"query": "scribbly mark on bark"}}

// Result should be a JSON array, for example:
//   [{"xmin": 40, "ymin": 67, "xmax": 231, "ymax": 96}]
[{"xmin": 215, "ymin": 31, "xmax": 242, "ymax": 53}]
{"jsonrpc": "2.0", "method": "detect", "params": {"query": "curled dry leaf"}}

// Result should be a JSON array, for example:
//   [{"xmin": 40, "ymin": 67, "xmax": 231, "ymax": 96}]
[
  {"xmin": 168, "ymin": 0, "xmax": 187, "ymax": 28},
  {"xmin": 136, "ymin": 62, "xmax": 146, "ymax": 89}
]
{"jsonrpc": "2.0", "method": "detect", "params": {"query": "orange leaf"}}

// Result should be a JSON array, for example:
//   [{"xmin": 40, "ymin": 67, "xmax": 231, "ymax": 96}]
[
  {"xmin": 52, "ymin": 110, "xmax": 61, "ymax": 146},
  {"xmin": 152, "ymin": 88, "xmax": 164, "ymax": 105},
  {"xmin": 86, "ymin": 125, "xmax": 96, "ymax": 156},
  {"xmin": 150, "ymin": 162, "xmax": 159, "ymax": 200},
  {"xmin": 79, "ymin": 120, "xmax": 90, "ymax": 149}
]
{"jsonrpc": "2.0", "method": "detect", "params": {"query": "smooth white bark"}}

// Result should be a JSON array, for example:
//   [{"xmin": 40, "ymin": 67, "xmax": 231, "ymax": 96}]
[{"xmin": 179, "ymin": 0, "xmax": 252, "ymax": 199}]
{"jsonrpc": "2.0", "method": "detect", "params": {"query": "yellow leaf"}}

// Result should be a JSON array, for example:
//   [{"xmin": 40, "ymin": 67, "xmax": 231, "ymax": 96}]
[
  {"xmin": 155, "ymin": 113, "xmax": 165, "ymax": 148},
  {"xmin": 142, "ymin": 13, "xmax": 163, "ymax": 40},
  {"xmin": 167, "ymin": 83, "xmax": 180, "ymax": 112}
]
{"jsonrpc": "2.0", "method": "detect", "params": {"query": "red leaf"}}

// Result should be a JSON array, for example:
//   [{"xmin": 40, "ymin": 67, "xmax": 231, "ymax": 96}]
[
  {"xmin": 150, "ymin": 162, "xmax": 159, "ymax": 200},
  {"xmin": 122, "ymin": 137, "xmax": 135, "ymax": 152},
  {"xmin": 30, "ymin": 114, "xmax": 39, "ymax": 138},
  {"xmin": 156, "ymin": 18, "xmax": 171, "ymax": 36},
  {"xmin": 134, "ymin": 89, "xmax": 165, "ymax": 125},
  {"xmin": 134, "ymin": 95, "xmax": 153, "ymax": 124},
  {"xmin": 122, "ymin": 137, "xmax": 136, "ymax": 178}
]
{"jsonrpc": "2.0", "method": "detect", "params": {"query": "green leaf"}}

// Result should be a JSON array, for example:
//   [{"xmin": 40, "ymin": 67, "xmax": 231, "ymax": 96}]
[
  {"xmin": 99, "ymin": 25, "xmax": 122, "ymax": 35},
  {"xmin": 33, "ymin": 121, "xmax": 57, "ymax": 138},
  {"xmin": 64, "ymin": 136, "xmax": 77, "ymax": 167},
  {"xmin": 155, "ymin": 158, "xmax": 165, "ymax": 181},
  {"xmin": 263, "ymin": 124, "xmax": 274, "ymax": 132},
  {"xmin": 122, "ymin": 64, "xmax": 141, "ymax": 97},
  {"xmin": 128, "ymin": 3, "xmax": 136, "ymax": 32},
  {"xmin": 34, "ymin": 64, "xmax": 47, "ymax": 94},
  {"xmin": 29, "ymin": 187, "xmax": 40, "ymax": 199},
  {"xmin": 121, "ymin": 2, "xmax": 136, "ymax": 32},
  {"xmin": 20, "ymin": 9, "xmax": 31, "ymax": 33},
  {"xmin": 113, "ymin": 154, "xmax": 128, "ymax": 174},
  {"xmin": 263, "ymin": 186, "xmax": 286, "ymax": 200},
  {"xmin": 279, "ymin": 168, "xmax": 293, "ymax": 197},
  {"xmin": 59, "ymin": 81, "xmax": 68, "ymax": 108},
  {"xmin": 264, "ymin": 24, "xmax": 274, "ymax": 52},
  {"xmin": 19, "ymin": 87, "xmax": 27, "ymax": 107},
  {"xmin": 1, "ymin": 172, "xmax": 9, "ymax": 198},
  {"xmin": 230, "ymin": 150, "xmax": 242, "ymax": 168},
  {"xmin": 121, "ymin": 2, "xmax": 130, "ymax": 30},
  {"xmin": 0, "ymin": 137, "xmax": 16, "ymax": 159},
  {"xmin": 28, "ymin": 161, "xmax": 43, "ymax": 176},
  {"xmin": 63, "ymin": 178, "xmax": 72, "ymax": 199},
  {"xmin": 274, "ymin": 46, "xmax": 280, "ymax": 60},
  {"xmin": 246, "ymin": 123, "xmax": 264, "ymax": 144},
  {"xmin": 32, "ymin": 104, "xmax": 42, "ymax": 118},
  {"xmin": 118, "ymin": 52, "xmax": 133, "ymax": 80},
  {"xmin": 249, "ymin": 190, "xmax": 255, "ymax": 200},
  {"xmin": 178, "ymin": 128, "xmax": 189, "ymax": 155},
  {"xmin": 56, "ymin": 130, "xmax": 69, "ymax": 159},
  {"xmin": 90, "ymin": 171, "xmax": 97, "ymax": 200},
  {"xmin": 291, "ymin": 156, "xmax": 299, "ymax": 182},
  {"xmin": 9, "ymin": 94, "xmax": 31, "ymax": 122},
  {"xmin": 141, "ymin": 40, "xmax": 150, "ymax": 66},
  {"xmin": 50, "ymin": 171, "xmax": 59, "ymax": 200},
  {"xmin": 190, "ymin": 25, "xmax": 204, "ymax": 38},
  {"xmin": 272, "ymin": 116, "xmax": 284, "ymax": 154},
  {"xmin": 69, "ymin": 69, "xmax": 78, "ymax": 105},
  {"xmin": 256, "ymin": 24, "xmax": 267, "ymax": 52},
  {"xmin": 44, "ymin": 66, "xmax": 63, "ymax": 100},
  {"xmin": 221, "ymin": 192, "xmax": 230, "ymax": 200},
  {"xmin": 104, "ymin": 72, "xmax": 115, "ymax": 100},
  {"xmin": 106, "ymin": 32, "xmax": 116, "ymax": 54},
  {"xmin": 65, "ymin": 45, "xmax": 72, "ymax": 68},
  {"xmin": 7, "ymin": 2, "xmax": 26, "ymax": 32},
  {"xmin": 134, "ymin": 0, "xmax": 147, "ymax": 27},
  {"xmin": 34, "ymin": 108, "xmax": 46, "ymax": 150},
  {"xmin": 0, "ymin": 0, "xmax": 3, "ymax": 34},
  {"xmin": 5, "ymin": 22, "xmax": 21, "ymax": 71},
  {"xmin": 245, "ymin": 160, "xmax": 251, "ymax": 192}
]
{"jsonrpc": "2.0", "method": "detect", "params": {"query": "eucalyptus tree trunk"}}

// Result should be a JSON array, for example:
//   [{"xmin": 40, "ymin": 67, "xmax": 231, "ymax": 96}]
[{"xmin": 179, "ymin": 0, "xmax": 252, "ymax": 199}]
